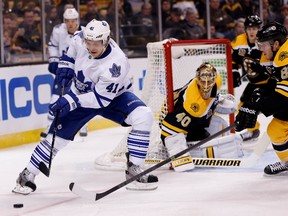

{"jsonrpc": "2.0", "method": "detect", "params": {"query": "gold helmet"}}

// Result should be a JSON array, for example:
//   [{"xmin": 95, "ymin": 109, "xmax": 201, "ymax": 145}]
[{"xmin": 196, "ymin": 63, "xmax": 217, "ymax": 99}]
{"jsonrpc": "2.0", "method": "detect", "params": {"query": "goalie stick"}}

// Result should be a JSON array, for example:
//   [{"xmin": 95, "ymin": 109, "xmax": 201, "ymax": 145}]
[
  {"xmin": 144, "ymin": 131, "xmax": 270, "ymax": 168},
  {"xmin": 69, "ymin": 123, "xmax": 237, "ymax": 201},
  {"xmin": 39, "ymin": 80, "xmax": 66, "ymax": 177}
]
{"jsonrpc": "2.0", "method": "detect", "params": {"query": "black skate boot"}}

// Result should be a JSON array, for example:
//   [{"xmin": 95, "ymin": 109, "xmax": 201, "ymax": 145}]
[{"xmin": 264, "ymin": 161, "xmax": 288, "ymax": 175}]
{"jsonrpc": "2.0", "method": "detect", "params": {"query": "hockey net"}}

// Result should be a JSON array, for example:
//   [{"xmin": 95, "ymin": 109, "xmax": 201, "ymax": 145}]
[{"xmin": 95, "ymin": 39, "xmax": 234, "ymax": 170}]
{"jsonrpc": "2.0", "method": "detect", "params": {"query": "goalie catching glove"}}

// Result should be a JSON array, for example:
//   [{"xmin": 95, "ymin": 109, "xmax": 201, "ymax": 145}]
[{"xmin": 49, "ymin": 92, "xmax": 80, "ymax": 117}]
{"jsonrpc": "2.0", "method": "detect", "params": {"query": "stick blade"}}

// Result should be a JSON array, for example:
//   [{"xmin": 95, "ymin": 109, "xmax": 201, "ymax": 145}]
[
  {"xmin": 39, "ymin": 162, "xmax": 50, "ymax": 177},
  {"xmin": 69, "ymin": 182, "xmax": 97, "ymax": 201}
]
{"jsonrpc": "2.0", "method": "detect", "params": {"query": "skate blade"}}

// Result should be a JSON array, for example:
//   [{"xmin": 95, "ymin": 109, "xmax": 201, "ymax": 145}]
[
  {"xmin": 126, "ymin": 181, "xmax": 158, "ymax": 191},
  {"xmin": 12, "ymin": 183, "xmax": 33, "ymax": 195},
  {"xmin": 264, "ymin": 170, "xmax": 288, "ymax": 177}
]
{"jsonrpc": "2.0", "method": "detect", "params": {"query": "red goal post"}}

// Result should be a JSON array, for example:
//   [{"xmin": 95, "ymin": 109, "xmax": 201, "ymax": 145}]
[
  {"xmin": 94, "ymin": 39, "xmax": 234, "ymax": 170},
  {"xmin": 163, "ymin": 39, "xmax": 233, "ymax": 118}
]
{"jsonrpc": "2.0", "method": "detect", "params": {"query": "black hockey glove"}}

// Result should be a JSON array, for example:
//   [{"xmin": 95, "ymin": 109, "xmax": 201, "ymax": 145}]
[
  {"xmin": 250, "ymin": 61, "xmax": 265, "ymax": 73},
  {"xmin": 235, "ymin": 102, "xmax": 259, "ymax": 132},
  {"xmin": 232, "ymin": 70, "xmax": 241, "ymax": 88},
  {"xmin": 250, "ymin": 88, "xmax": 264, "ymax": 105}
]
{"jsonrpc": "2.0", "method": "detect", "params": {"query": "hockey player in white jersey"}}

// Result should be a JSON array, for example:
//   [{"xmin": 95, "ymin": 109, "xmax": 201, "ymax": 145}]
[
  {"xmin": 13, "ymin": 19, "xmax": 158, "ymax": 195},
  {"xmin": 41, "ymin": 8, "xmax": 88, "ymax": 138}
]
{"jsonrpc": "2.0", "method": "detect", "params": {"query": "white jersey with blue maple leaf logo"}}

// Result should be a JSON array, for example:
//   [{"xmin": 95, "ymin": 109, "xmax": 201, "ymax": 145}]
[{"xmin": 66, "ymin": 31, "xmax": 132, "ymax": 109}]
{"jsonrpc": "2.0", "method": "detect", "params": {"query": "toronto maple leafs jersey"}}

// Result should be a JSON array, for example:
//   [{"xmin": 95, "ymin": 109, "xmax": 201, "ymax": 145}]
[
  {"xmin": 66, "ymin": 31, "xmax": 132, "ymax": 109},
  {"xmin": 48, "ymin": 23, "xmax": 75, "ymax": 57}
]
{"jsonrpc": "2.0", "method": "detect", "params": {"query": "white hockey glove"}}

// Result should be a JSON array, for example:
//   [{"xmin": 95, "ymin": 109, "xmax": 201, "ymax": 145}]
[{"xmin": 215, "ymin": 94, "xmax": 237, "ymax": 114}]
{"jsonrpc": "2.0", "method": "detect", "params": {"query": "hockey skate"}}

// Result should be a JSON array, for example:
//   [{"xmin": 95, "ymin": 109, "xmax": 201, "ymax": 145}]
[
  {"xmin": 12, "ymin": 168, "xmax": 36, "ymax": 195},
  {"xmin": 125, "ymin": 155, "xmax": 158, "ymax": 191},
  {"xmin": 264, "ymin": 161, "xmax": 288, "ymax": 175},
  {"xmin": 240, "ymin": 129, "xmax": 260, "ymax": 141}
]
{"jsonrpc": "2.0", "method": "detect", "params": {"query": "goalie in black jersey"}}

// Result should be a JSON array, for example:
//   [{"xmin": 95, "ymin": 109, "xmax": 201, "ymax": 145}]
[
  {"xmin": 231, "ymin": 15, "xmax": 277, "ymax": 142},
  {"xmin": 235, "ymin": 22, "xmax": 288, "ymax": 175},
  {"xmin": 160, "ymin": 63, "xmax": 243, "ymax": 172}
]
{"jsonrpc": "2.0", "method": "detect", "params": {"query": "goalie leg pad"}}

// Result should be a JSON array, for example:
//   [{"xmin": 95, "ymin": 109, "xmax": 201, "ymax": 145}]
[
  {"xmin": 165, "ymin": 133, "xmax": 195, "ymax": 172},
  {"xmin": 189, "ymin": 134, "xmax": 244, "ymax": 159},
  {"xmin": 206, "ymin": 115, "xmax": 229, "ymax": 137}
]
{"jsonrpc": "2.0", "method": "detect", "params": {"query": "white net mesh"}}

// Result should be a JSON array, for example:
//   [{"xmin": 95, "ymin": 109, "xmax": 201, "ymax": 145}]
[{"xmin": 94, "ymin": 39, "xmax": 233, "ymax": 170}]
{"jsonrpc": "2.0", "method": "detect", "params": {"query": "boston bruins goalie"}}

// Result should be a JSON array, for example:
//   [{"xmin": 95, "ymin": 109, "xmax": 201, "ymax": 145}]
[{"xmin": 160, "ymin": 62, "xmax": 243, "ymax": 172}]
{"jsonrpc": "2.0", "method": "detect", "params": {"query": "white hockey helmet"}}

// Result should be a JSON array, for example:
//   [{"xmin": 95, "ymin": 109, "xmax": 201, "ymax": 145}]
[
  {"xmin": 83, "ymin": 19, "xmax": 110, "ymax": 46},
  {"xmin": 63, "ymin": 8, "xmax": 79, "ymax": 20}
]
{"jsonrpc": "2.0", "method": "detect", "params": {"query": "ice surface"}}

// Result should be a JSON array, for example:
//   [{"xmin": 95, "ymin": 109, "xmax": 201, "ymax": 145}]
[{"xmin": 1, "ymin": 115, "xmax": 287, "ymax": 216}]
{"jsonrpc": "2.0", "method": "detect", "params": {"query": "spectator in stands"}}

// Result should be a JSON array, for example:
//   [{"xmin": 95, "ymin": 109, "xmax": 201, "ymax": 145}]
[
  {"xmin": 283, "ymin": 16, "xmax": 288, "ymax": 31},
  {"xmin": 224, "ymin": 17, "xmax": 245, "ymax": 41},
  {"xmin": 208, "ymin": 0, "xmax": 234, "ymax": 35},
  {"xmin": 3, "ymin": 29, "xmax": 28, "ymax": 63},
  {"xmin": 173, "ymin": 0, "xmax": 197, "ymax": 13},
  {"xmin": 239, "ymin": 0, "xmax": 257, "ymax": 17},
  {"xmin": 55, "ymin": 0, "xmax": 76, "ymax": 20},
  {"xmin": 11, "ymin": 0, "xmax": 25, "ymax": 17},
  {"xmin": 163, "ymin": 7, "xmax": 186, "ymax": 39},
  {"xmin": 106, "ymin": 0, "xmax": 131, "ymax": 49},
  {"xmin": 122, "ymin": 0, "xmax": 134, "ymax": 19},
  {"xmin": 45, "ymin": 5, "xmax": 62, "ymax": 43},
  {"xmin": 161, "ymin": 0, "xmax": 173, "ymax": 30},
  {"xmin": 164, "ymin": 7, "xmax": 183, "ymax": 30},
  {"xmin": 221, "ymin": 0, "xmax": 244, "ymax": 19},
  {"xmin": 130, "ymin": 2, "xmax": 158, "ymax": 45},
  {"xmin": 182, "ymin": 7, "xmax": 206, "ymax": 39},
  {"xmin": 275, "ymin": 4, "xmax": 288, "ymax": 24},
  {"xmin": 14, "ymin": 8, "xmax": 42, "ymax": 52},
  {"xmin": 80, "ymin": 0, "xmax": 101, "ymax": 26},
  {"xmin": 3, "ymin": 12, "xmax": 19, "ymax": 35},
  {"xmin": 194, "ymin": 0, "xmax": 206, "ymax": 20},
  {"xmin": 261, "ymin": 0, "xmax": 277, "ymax": 25},
  {"xmin": 209, "ymin": 23, "xmax": 225, "ymax": 39}
]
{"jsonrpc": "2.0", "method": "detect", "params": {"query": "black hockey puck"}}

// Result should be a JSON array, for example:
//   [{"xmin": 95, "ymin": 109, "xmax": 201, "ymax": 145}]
[{"xmin": 13, "ymin": 203, "xmax": 23, "ymax": 208}]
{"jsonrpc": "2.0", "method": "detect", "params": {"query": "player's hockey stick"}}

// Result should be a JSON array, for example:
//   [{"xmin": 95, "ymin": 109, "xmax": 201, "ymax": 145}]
[
  {"xmin": 69, "ymin": 123, "xmax": 237, "ymax": 201},
  {"xmin": 39, "ymin": 80, "xmax": 66, "ymax": 177}
]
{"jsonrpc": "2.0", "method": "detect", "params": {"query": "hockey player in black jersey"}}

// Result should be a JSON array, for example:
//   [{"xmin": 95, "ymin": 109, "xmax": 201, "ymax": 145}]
[
  {"xmin": 231, "ymin": 15, "xmax": 276, "ymax": 142},
  {"xmin": 236, "ymin": 22, "xmax": 288, "ymax": 175},
  {"xmin": 160, "ymin": 63, "xmax": 242, "ymax": 172}
]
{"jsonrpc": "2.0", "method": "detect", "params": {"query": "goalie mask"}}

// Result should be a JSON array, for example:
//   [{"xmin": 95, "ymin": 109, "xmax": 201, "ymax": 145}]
[
  {"xmin": 196, "ymin": 63, "xmax": 217, "ymax": 100},
  {"xmin": 83, "ymin": 19, "xmax": 111, "ymax": 58}
]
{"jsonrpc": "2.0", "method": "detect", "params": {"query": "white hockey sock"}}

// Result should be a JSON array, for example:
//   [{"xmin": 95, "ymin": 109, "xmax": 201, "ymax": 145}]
[
  {"xmin": 27, "ymin": 135, "xmax": 69, "ymax": 175},
  {"xmin": 127, "ymin": 130, "xmax": 150, "ymax": 165}
]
